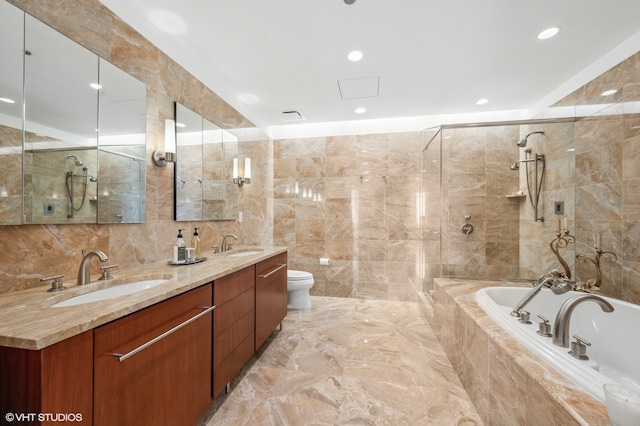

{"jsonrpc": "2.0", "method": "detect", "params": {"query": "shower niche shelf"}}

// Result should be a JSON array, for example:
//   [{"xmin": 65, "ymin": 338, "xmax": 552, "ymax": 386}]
[{"xmin": 506, "ymin": 193, "xmax": 526, "ymax": 199}]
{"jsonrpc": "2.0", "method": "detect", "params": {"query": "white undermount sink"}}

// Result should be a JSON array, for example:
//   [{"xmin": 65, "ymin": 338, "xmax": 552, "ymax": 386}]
[
  {"xmin": 227, "ymin": 249, "xmax": 263, "ymax": 257},
  {"xmin": 51, "ymin": 279, "xmax": 169, "ymax": 307}
]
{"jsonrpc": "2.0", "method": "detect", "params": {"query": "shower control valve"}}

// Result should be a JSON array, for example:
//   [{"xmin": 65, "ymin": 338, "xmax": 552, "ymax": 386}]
[{"xmin": 461, "ymin": 215, "xmax": 474, "ymax": 235}]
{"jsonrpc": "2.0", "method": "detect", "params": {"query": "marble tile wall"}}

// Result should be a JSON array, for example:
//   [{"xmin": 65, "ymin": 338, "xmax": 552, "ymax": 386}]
[
  {"xmin": 0, "ymin": 0, "xmax": 272, "ymax": 294},
  {"xmin": 439, "ymin": 126, "xmax": 522, "ymax": 280},
  {"xmin": 272, "ymin": 133, "xmax": 424, "ymax": 301},
  {"xmin": 546, "ymin": 51, "xmax": 640, "ymax": 304},
  {"xmin": 516, "ymin": 121, "xmax": 577, "ymax": 280}
]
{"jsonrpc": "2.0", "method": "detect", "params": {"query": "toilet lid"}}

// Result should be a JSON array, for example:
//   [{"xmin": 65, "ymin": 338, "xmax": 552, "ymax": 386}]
[{"xmin": 288, "ymin": 269, "xmax": 313, "ymax": 280}]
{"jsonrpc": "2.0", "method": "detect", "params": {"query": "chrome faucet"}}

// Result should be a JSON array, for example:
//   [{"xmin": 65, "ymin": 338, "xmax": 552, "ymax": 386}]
[
  {"xmin": 510, "ymin": 277, "xmax": 572, "ymax": 317},
  {"xmin": 221, "ymin": 234, "xmax": 238, "ymax": 252},
  {"xmin": 552, "ymin": 294, "xmax": 614, "ymax": 348},
  {"xmin": 77, "ymin": 250, "xmax": 108, "ymax": 285}
]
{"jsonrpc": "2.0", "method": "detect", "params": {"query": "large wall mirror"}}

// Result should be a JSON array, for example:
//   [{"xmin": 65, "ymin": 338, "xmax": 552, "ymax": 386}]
[
  {"xmin": 0, "ymin": 1, "xmax": 146, "ymax": 225},
  {"xmin": 175, "ymin": 103, "xmax": 238, "ymax": 221}
]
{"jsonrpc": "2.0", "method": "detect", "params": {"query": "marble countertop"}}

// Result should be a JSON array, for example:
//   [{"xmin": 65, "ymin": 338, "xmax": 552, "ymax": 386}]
[{"xmin": 0, "ymin": 246, "xmax": 287, "ymax": 350}]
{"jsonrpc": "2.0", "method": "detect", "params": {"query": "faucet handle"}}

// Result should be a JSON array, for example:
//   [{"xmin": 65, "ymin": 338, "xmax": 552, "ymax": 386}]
[
  {"xmin": 569, "ymin": 335, "xmax": 591, "ymax": 360},
  {"xmin": 41, "ymin": 274, "xmax": 66, "ymax": 292},
  {"xmin": 100, "ymin": 264, "xmax": 118, "ymax": 281},
  {"xmin": 536, "ymin": 315, "xmax": 552, "ymax": 337},
  {"xmin": 518, "ymin": 310, "xmax": 531, "ymax": 324},
  {"xmin": 212, "ymin": 245, "xmax": 220, "ymax": 254}
]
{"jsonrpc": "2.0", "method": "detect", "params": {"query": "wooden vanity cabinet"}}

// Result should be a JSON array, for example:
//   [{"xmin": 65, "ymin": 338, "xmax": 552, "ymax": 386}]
[
  {"xmin": 212, "ymin": 265, "xmax": 255, "ymax": 398},
  {"xmin": 255, "ymin": 252, "xmax": 288, "ymax": 350},
  {"xmin": 93, "ymin": 284, "xmax": 213, "ymax": 426},
  {"xmin": 0, "ymin": 330, "xmax": 93, "ymax": 425}
]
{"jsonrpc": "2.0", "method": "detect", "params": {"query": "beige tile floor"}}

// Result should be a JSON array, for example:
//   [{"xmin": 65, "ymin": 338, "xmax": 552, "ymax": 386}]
[{"xmin": 200, "ymin": 296, "xmax": 482, "ymax": 425}]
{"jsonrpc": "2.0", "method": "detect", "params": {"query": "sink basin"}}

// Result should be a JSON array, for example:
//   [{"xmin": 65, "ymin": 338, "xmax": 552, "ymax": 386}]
[
  {"xmin": 227, "ymin": 249, "xmax": 264, "ymax": 257},
  {"xmin": 51, "ymin": 279, "xmax": 169, "ymax": 307}
]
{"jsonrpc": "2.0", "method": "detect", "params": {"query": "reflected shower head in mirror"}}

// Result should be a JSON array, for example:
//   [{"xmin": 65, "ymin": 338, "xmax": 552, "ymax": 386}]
[
  {"xmin": 517, "ymin": 130, "xmax": 545, "ymax": 147},
  {"xmin": 66, "ymin": 155, "xmax": 83, "ymax": 167},
  {"xmin": 509, "ymin": 159, "xmax": 534, "ymax": 170}
]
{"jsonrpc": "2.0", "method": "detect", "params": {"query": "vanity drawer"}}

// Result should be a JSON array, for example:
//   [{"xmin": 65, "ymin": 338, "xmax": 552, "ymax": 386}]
[
  {"xmin": 214, "ymin": 265, "xmax": 255, "ymax": 305},
  {"xmin": 94, "ymin": 284, "xmax": 213, "ymax": 426}
]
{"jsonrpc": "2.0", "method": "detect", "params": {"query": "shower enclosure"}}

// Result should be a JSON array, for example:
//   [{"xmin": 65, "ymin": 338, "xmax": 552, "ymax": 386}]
[{"xmin": 419, "ymin": 119, "xmax": 577, "ymax": 297}]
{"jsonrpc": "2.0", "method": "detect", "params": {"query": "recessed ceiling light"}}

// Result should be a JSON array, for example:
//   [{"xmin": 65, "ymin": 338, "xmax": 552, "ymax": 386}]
[
  {"xmin": 476, "ymin": 98, "xmax": 489, "ymax": 105},
  {"xmin": 348, "ymin": 50, "xmax": 363, "ymax": 62},
  {"xmin": 176, "ymin": 122, "xmax": 186, "ymax": 128},
  {"xmin": 90, "ymin": 83, "xmax": 102, "ymax": 90},
  {"xmin": 355, "ymin": 107, "xmax": 366, "ymax": 114},
  {"xmin": 601, "ymin": 89, "xmax": 618, "ymax": 97},
  {"xmin": 537, "ymin": 27, "xmax": 559, "ymax": 40},
  {"xmin": 0, "ymin": 97, "xmax": 15, "ymax": 104}
]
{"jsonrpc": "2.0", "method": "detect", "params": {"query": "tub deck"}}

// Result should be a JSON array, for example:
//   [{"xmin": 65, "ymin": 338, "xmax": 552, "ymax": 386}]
[{"xmin": 430, "ymin": 278, "xmax": 610, "ymax": 426}]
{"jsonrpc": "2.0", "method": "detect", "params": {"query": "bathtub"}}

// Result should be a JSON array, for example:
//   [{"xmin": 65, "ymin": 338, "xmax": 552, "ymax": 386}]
[{"xmin": 475, "ymin": 286, "xmax": 640, "ymax": 403}]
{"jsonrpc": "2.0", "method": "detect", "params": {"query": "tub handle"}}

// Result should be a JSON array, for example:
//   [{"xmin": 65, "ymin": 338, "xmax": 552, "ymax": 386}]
[
  {"xmin": 536, "ymin": 315, "xmax": 552, "ymax": 337},
  {"xmin": 569, "ymin": 335, "xmax": 591, "ymax": 360}
]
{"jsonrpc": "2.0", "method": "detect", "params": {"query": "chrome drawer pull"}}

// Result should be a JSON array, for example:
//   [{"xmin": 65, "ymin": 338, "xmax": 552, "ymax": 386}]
[
  {"xmin": 112, "ymin": 305, "xmax": 215, "ymax": 362},
  {"xmin": 258, "ymin": 263, "xmax": 287, "ymax": 279}
]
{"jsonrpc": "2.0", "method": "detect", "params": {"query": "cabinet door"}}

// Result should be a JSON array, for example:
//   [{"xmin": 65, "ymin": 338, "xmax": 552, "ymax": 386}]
[
  {"xmin": 0, "ymin": 330, "xmax": 93, "ymax": 425},
  {"xmin": 94, "ymin": 284, "xmax": 213, "ymax": 426},
  {"xmin": 255, "ymin": 252, "xmax": 288, "ymax": 350}
]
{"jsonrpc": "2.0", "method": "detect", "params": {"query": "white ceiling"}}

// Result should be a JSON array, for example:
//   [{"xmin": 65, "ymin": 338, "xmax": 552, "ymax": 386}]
[{"xmin": 98, "ymin": 0, "xmax": 640, "ymax": 138}]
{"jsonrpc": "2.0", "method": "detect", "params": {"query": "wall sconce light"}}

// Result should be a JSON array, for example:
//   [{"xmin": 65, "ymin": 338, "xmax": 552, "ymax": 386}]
[
  {"xmin": 232, "ymin": 157, "xmax": 251, "ymax": 186},
  {"xmin": 153, "ymin": 119, "xmax": 177, "ymax": 167}
]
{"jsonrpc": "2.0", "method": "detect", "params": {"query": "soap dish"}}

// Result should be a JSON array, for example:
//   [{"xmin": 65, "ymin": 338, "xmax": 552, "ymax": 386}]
[{"xmin": 167, "ymin": 257, "xmax": 207, "ymax": 266}]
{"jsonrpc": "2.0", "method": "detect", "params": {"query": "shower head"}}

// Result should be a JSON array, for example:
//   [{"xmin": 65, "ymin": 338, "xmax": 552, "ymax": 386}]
[
  {"xmin": 517, "ymin": 130, "xmax": 545, "ymax": 148},
  {"xmin": 66, "ymin": 155, "xmax": 83, "ymax": 167},
  {"xmin": 509, "ymin": 159, "xmax": 534, "ymax": 170}
]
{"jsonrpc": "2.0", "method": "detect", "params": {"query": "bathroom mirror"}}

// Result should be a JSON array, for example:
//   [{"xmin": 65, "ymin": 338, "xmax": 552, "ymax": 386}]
[
  {"xmin": 175, "ymin": 103, "xmax": 238, "ymax": 221},
  {"xmin": 0, "ymin": 1, "xmax": 25, "ymax": 225},
  {"xmin": 23, "ymin": 12, "xmax": 100, "ymax": 224},
  {"xmin": 0, "ymin": 2, "xmax": 147, "ymax": 225},
  {"xmin": 96, "ymin": 59, "xmax": 147, "ymax": 224}
]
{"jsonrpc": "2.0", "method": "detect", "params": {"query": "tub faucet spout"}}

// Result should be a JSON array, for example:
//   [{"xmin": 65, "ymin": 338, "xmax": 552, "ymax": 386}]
[
  {"xmin": 552, "ymin": 294, "xmax": 614, "ymax": 348},
  {"xmin": 77, "ymin": 250, "xmax": 108, "ymax": 285}
]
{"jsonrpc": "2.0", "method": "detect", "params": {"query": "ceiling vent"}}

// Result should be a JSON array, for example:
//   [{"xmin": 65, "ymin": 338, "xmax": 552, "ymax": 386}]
[{"xmin": 278, "ymin": 110, "xmax": 305, "ymax": 122}]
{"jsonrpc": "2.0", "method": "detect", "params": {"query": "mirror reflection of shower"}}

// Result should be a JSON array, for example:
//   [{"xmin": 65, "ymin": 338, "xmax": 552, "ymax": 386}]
[
  {"xmin": 65, "ymin": 155, "xmax": 97, "ymax": 218},
  {"xmin": 511, "ymin": 130, "xmax": 546, "ymax": 222}
]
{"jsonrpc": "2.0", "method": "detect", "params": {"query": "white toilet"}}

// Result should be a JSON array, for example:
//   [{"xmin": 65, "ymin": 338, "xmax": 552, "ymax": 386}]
[{"xmin": 287, "ymin": 270, "xmax": 314, "ymax": 309}]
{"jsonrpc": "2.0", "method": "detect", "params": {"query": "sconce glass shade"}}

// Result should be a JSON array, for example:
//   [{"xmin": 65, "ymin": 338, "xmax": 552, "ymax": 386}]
[
  {"xmin": 232, "ymin": 158, "xmax": 239, "ymax": 179},
  {"xmin": 232, "ymin": 157, "xmax": 251, "ymax": 186},
  {"xmin": 244, "ymin": 157, "xmax": 251, "ymax": 183},
  {"xmin": 153, "ymin": 119, "xmax": 177, "ymax": 167}
]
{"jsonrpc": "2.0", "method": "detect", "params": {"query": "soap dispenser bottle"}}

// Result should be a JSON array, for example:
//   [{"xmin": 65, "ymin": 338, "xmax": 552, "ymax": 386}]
[
  {"xmin": 191, "ymin": 227, "xmax": 201, "ymax": 260},
  {"xmin": 173, "ymin": 229, "xmax": 187, "ymax": 264}
]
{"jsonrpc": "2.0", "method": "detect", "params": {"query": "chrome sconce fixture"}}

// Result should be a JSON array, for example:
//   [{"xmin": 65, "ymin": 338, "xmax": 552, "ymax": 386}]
[
  {"xmin": 232, "ymin": 157, "xmax": 251, "ymax": 186},
  {"xmin": 153, "ymin": 119, "xmax": 177, "ymax": 167}
]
